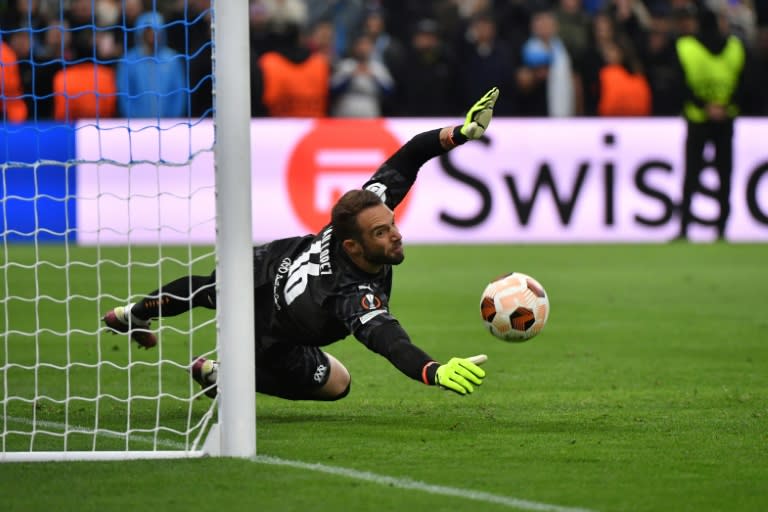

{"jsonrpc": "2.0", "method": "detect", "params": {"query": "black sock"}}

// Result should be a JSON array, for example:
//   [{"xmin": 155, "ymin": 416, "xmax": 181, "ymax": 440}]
[{"xmin": 131, "ymin": 275, "xmax": 216, "ymax": 320}]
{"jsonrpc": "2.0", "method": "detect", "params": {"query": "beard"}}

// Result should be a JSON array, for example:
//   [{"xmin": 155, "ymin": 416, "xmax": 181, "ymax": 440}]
[{"xmin": 361, "ymin": 240, "xmax": 404, "ymax": 267}]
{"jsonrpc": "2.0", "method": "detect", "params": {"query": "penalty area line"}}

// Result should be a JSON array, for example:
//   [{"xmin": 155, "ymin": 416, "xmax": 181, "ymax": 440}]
[{"xmin": 252, "ymin": 454, "xmax": 597, "ymax": 512}]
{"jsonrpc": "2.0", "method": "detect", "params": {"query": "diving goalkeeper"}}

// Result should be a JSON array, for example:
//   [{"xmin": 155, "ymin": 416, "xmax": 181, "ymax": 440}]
[{"xmin": 103, "ymin": 87, "xmax": 499, "ymax": 400}]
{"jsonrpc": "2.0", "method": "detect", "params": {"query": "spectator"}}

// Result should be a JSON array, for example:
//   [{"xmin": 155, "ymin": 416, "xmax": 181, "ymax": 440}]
[
  {"xmin": 305, "ymin": 18, "xmax": 337, "ymax": 65},
  {"xmin": 604, "ymin": 0, "xmax": 652, "ymax": 54},
  {"xmin": 581, "ymin": 11, "xmax": 616, "ymax": 114},
  {"xmin": 2, "ymin": 0, "xmax": 49, "ymax": 58},
  {"xmin": 31, "ymin": 20, "xmax": 72, "ymax": 120},
  {"xmin": 641, "ymin": 13, "xmax": 682, "ymax": 115},
  {"xmin": 495, "ymin": 0, "xmax": 532, "ymax": 53},
  {"xmin": 66, "ymin": 0, "xmax": 95, "ymax": 29},
  {"xmin": 165, "ymin": 0, "xmax": 210, "ymax": 57},
  {"xmin": 0, "ymin": 40, "xmax": 28, "ymax": 122},
  {"xmin": 108, "ymin": 0, "xmax": 142, "ymax": 56},
  {"xmin": 517, "ymin": 8, "xmax": 576, "ymax": 116},
  {"xmin": 671, "ymin": 2, "xmax": 699, "ymax": 37},
  {"xmin": 361, "ymin": 7, "xmax": 405, "ymax": 72},
  {"xmin": 329, "ymin": 32, "xmax": 395, "ymax": 117},
  {"xmin": 755, "ymin": 0, "xmax": 768, "ymax": 25},
  {"xmin": 8, "ymin": 30, "xmax": 35, "ymax": 118},
  {"xmin": 713, "ymin": 0, "xmax": 757, "ymax": 47},
  {"xmin": 249, "ymin": 1, "xmax": 274, "ymax": 57},
  {"xmin": 306, "ymin": 0, "xmax": 368, "ymax": 61},
  {"xmin": 555, "ymin": 0, "xmax": 593, "ymax": 67},
  {"xmin": 52, "ymin": 30, "xmax": 117, "ymax": 121},
  {"xmin": 188, "ymin": 10, "xmax": 212, "ymax": 119},
  {"xmin": 116, "ymin": 12, "xmax": 187, "ymax": 118},
  {"xmin": 92, "ymin": 0, "xmax": 121, "ymax": 63},
  {"xmin": 391, "ymin": 18, "xmax": 461, "ymax": 117},
  {"xmin": 254, "ymin": 21, "xmax": 330, "ymax": 117},
  {"xmin": 596, "ymin": 36, "xmax": 652, "ymax": 116},
  {"xmin": 361, "ymin": 6, "xmax": 405, "ymax": 115},
  {"xmin": 748, "ymin": 26, "xmax": 768, "ymax": 115},
  {"xmin": 457, "ymin": 11, "xmax": 516, "ymax": 115}
]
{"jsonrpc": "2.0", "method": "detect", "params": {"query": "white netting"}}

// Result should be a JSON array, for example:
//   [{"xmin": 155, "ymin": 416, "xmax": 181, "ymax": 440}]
[{"xmin": 1, "ymin": 2, "xmax": 221, "ymax": 460}]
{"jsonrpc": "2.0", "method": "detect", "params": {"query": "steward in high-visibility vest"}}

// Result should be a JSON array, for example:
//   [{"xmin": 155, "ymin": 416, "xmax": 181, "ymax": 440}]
[
  {"xmin": 676, "ymin": 34, "xmax": 745, "ymax": 123},
  {"xmin": 673, "ymin": 7, "xmax": 746, "ymax": 241}
]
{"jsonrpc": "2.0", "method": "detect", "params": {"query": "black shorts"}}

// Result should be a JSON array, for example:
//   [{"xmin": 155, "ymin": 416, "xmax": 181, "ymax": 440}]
[
  {"xmin": 255, "ymin": 337, "xmax": 331, "ymax": 400},
  {"xmin": 212, "ymin": 239, "xmax": 334, "ymax": 400}
]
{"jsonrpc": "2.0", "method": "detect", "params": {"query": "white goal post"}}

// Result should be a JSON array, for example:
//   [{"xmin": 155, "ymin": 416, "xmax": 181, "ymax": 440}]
[
  {"xmin": 212, "ymin": 0, "xmax": 256, "ymax": 458},
  {"xmin": 0, "ymin": 0, "xmax": 254, "ymax": 461}
]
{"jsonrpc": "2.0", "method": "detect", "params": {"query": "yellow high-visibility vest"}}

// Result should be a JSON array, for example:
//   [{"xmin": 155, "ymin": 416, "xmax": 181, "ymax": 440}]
[{"xmin": 676, "ymin": 35, "xmax": 745, "ymax": 122}]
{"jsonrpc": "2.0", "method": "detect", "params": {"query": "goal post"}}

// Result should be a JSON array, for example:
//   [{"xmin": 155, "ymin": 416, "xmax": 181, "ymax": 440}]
[
  {"xmin": 212, "ymin": 0, "xmax": 256, "ymax": 458},
  {"xmin": 0, "ymin": 0, "xmax": 254, "ymax": 461}
]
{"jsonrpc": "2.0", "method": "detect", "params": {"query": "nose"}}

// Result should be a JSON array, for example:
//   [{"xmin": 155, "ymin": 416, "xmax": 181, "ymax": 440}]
[{"xmin": 391, "ymin": 225, "xmax": 402, "ymax": 241}]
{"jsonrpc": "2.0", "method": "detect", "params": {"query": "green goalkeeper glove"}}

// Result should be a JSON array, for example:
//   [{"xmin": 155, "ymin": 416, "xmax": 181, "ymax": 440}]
[
  {"xmin": 434, "ymin": 355, "xmax": 487, "ymax": 395},
  {"xmin": 460, "ymin": 86, "xmax": 499, "ymax": 140}
]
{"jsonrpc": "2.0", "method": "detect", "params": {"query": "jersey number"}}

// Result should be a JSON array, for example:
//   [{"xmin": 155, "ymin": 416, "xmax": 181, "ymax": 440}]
[{"xmin": 284, "ymin": 240, "xmax": 322, "ymax": 305}]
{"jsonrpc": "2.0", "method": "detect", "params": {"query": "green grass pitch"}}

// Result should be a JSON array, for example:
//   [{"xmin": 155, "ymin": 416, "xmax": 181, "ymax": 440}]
[{"xmin": 1, "ymin": 243, "xmax": 767, "ymax": 512}]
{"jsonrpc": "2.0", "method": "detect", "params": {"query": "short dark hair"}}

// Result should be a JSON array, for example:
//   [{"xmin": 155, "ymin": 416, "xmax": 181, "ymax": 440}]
[{"xmin": 331, "ymin": 189, "xmax": 383, "ymax": 242}]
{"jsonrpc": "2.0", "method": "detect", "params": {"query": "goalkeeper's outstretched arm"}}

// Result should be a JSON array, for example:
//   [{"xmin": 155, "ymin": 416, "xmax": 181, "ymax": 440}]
[{"xmin": 363, "ymin": 86, "xmax": 500, "ymax": 210}]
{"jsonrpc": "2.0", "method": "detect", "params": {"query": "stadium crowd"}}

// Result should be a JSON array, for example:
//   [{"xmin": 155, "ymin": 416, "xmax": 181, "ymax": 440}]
[{"xmin": 0, "ymin": 0, "xmax": 766, "ymax": 121}]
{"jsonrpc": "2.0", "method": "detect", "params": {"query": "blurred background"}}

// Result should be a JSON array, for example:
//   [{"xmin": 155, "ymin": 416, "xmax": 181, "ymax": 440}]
[
  {"xmin": 0, "ymin": 0, "xmax": 765, "ymax": 121},
  {"xmin": 1, "ymin": 0, "xmax": 766, "ymax": 244}
]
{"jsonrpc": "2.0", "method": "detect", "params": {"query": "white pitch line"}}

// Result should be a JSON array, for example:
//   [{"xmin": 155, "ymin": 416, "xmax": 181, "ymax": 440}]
[
  {"xmin": 252, "ymin": 455, "xmax": 597, "ymax": 512},
  {"xmin": 5, "ymin": 416, "xmax": 188, "ymax": 450},
  {"xmin": 5, "ymin": 416, "xmax": 596, "ymax": 512}
]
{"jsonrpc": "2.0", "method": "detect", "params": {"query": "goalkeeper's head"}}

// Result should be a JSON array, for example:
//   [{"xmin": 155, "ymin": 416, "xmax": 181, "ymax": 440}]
[{"xmin": 331, "ymin": 189, "xmax": 404, "ymax": 274}]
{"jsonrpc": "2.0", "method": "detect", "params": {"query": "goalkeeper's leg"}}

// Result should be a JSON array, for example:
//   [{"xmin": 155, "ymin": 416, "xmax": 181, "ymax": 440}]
[
  {"xmin": 103, "ymin": 272, "xmax": 216, "ymax": 348},
  {"xmin": 131, "ymin": 273, "xmax": 217, "ymax": 319},
  {"xmin": 192, "ymin": 339, "xmax": 352, "ymax": 401}
]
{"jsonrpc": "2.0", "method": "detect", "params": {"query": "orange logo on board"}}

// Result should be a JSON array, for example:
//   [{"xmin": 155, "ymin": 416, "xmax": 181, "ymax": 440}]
[{"xmin": 286, "ymin": 119, "xmax": 409, "ymax": 233}]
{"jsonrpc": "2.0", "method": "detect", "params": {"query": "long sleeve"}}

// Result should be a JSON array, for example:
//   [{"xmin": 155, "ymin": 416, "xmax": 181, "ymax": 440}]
[
  {"xmin": 358, "ymin": 320, "xmax": 435, "ymax": 382},
  {"xmin": 363, "ymin": 128, "xmax": 445, "ymax": 210}
]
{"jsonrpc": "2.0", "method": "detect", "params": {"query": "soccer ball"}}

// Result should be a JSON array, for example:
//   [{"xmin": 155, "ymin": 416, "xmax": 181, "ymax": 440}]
[{"xmin": 480, "ymin": 272, "xmax": 550, "ymax": 342}]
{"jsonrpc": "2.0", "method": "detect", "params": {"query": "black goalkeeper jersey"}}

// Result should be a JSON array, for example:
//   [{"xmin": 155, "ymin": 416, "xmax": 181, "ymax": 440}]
[{"xmin": 257, "ymin": 129, "xmax": 447, "ymax": 382}]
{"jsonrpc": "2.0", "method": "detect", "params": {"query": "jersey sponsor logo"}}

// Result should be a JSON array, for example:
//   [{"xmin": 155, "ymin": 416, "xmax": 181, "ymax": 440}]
[
  {"xmin": 313, "ymin": 363, "xmax": 328, "ymax": 384},
  {"xmin": 360, "ymin": 293, "xmax": 382, "ymax": 310},
  {"xmin": 285, "ymin": 120, "xmax": 409, "ymax": 233},
  {"xmin": 273, "ymin": 257, "xmax": 292, "ymax": 310}
]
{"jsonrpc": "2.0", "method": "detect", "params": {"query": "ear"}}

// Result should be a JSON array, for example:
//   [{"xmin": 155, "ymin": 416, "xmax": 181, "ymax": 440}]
[{"xmin": 342, "ymin": 238, "xmax": 362, "ymax": 257}]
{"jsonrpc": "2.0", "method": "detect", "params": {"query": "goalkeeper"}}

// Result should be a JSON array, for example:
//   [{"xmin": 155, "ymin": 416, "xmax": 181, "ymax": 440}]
[{"xmin": 103, "ymin": 87, "xmax": 499, "ymax": 400}]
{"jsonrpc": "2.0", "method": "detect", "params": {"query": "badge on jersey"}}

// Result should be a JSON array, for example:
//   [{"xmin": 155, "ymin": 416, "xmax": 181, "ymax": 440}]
[
  {"xmin": 357, "ymin": 285, "xmax": 386, "ymax": 324},
  {"xmin": 360, "ymin": 292, "xmax": 382, "ymax": 311}
]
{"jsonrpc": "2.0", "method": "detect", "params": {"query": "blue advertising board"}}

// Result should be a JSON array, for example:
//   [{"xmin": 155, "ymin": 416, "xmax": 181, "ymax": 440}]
[{"xmin": 0, "ymin": 122, "xmax": 77, "ymax": 242}]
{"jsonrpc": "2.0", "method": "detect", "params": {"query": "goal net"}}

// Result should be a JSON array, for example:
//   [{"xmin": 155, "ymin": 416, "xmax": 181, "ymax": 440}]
[{"xmin": 0, "ymin": 0, "xmax": 254, "ymax": 461}]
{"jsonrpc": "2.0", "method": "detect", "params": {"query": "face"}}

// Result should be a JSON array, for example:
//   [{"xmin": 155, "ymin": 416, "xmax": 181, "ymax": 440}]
[
  {"xmin": 143, "ymin": 27, "xmax": 157, "ymax": 48},
  {"xmin": 472, "ymin": 19, "xmax": 496, "ymax": 44},
  {"xmin": 602, "ymin": 42, "xmax": 621, "ymax": 64},
  {"xmin": 354, "ymin": 203, "xmax": 404, "ymax": 269},
  {"xmin": 365, "ymin": 13, "xmax": 384, "ymax": 36},
  {"xmin": 352, "ymin": 35, "xmax": 373, "ymax": 61},
  {"xmin": 532, "ymin": 12, "xmax": 557, "ymax": 40}
]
